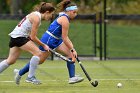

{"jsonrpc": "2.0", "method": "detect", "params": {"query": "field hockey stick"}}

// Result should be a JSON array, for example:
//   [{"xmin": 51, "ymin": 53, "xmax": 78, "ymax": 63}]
[
  {"xmin": 49, "ymin": 49, "xmax": 98, "ymax": 87},
  {"xmin": 49, "ymin": 49, "xmax": 73, "ymax": 63},
  {"xmin": 76, "ymin": 57, "xmax": 98, "ymax": 87}
]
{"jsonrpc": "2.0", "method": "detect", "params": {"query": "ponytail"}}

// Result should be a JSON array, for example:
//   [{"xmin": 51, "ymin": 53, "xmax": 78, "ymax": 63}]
[
  {"xmin": 33, "ymin": 2, "xmax": 55, "ymax": 13},
  {"xmin": 57, "ymin": 0, "xmax": 76, "ymax": 12}
]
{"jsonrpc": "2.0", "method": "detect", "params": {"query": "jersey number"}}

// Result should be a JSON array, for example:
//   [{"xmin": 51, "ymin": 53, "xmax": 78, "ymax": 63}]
[{"xmin": 18, "ymin": 17, "xmax": 26, "ymax": 27}]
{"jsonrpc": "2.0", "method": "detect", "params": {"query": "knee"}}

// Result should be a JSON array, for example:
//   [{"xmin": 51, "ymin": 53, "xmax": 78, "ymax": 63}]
[{"xmin": 38, "ymin": 51, "xmax": 49, "ymax": 63}]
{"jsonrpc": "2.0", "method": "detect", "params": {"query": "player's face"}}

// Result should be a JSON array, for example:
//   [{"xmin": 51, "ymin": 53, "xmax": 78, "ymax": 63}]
[
  {"xmin": 69, "ymin": 9, "xmax": 78, "ymax": 19},
  {"xmin": 44, "ymin": 11, "xmax": 55, "ymax": 21}
]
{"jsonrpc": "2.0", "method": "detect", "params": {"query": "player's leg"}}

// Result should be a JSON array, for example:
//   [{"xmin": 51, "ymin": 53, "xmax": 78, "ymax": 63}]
[
  {"xmin": 19, "ymin": 41, "xmax": 42, "ymax": 84},
  {"xmin": 17, "ymin": 51, "xmax": 50, "ymax": 77},
  {"xmin": 17, "ymin": 37, "xmax": 50, "ymax": 76},
  {"xmin": 56, "ymin": 43, "xmax": 84, "ymax": 84},
  {"xmin": 0, "ymin": 47, "xmax": 20, "ymax": 73},
  {"xmin": 15, "ymin": 40, "xmax": 50, "ymax": 85}
]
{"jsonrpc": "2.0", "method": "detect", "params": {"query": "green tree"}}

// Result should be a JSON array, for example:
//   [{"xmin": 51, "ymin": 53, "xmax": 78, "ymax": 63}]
[
  {"xmin": 0, "ymin": 0, "xmax": 10, "ymax": 13},
  {"xmin": 0, "ymin": 0, "xmax": 140, "ymax": 14}
]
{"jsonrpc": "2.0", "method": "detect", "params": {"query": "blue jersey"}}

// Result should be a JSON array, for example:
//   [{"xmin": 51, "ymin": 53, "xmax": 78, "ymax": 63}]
[
  {"xmin": 39, "ymin": 13, "xmax": 70, "ymax": 51},
  {"xmin": 47, "ymin": 14, "xmax": 70, "ymax": 39}
]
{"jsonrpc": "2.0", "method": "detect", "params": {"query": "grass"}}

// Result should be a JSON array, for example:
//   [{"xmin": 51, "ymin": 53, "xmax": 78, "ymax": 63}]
[
  {"xmin": 107, "ymin": 24, "xmax": 140, "ymax": 58},
  {"xmin": 1, "ymin": 20, "xmax": 140, "ymax": 58},
  {"xmin": 0, "ymin": 20, "xmax": 50, "ymax": 58},
  {"xmin": 0, "ymin": 20, "xmax": 94, "ymax": 58},
  {"xmin": 0, "ymin": 59, "xmax": 140, "ymax": 93}
]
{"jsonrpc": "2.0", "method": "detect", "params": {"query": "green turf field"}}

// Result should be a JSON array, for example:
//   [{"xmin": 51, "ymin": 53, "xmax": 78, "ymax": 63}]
[
  {"xmin": 1, "ymin": 20, "xmax": 140, "ymax": 58},
  {"xmin": 0, "ymin": 60, "xmax": 140, "ymax": 93},
  {"xmin": 0, "ymin": 20, "xmax": 94, "ymax": 57}
]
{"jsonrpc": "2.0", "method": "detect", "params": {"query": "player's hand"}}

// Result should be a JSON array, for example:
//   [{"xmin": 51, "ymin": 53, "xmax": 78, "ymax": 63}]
[
  {"xmin": 43, "ymin": 44, "xmax": 50, "ymax": 52},
  {"xmin": 70, "ymin": 48, "xmax": 77, "ymax": 62}
]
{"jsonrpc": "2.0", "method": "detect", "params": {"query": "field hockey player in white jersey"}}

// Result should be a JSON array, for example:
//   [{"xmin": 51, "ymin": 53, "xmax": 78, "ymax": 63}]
[
  {"xmin": 0, "ymin": 2, "xmax": 55, "ymax": 85},
  {"xmin": 14, "ymin": 0, "xmax": 84, "ymax": 85}
]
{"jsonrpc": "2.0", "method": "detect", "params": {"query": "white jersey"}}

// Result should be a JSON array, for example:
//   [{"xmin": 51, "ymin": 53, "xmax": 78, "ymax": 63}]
[{"xmin": 9, "ymin": 11, "xmax": 41, "ymax": 38}]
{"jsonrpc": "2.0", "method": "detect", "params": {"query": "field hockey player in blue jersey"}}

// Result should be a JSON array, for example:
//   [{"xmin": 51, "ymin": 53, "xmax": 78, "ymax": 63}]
[{"xmin": 14, "ymin": 0, "xmax": 84, "ymax": 85}]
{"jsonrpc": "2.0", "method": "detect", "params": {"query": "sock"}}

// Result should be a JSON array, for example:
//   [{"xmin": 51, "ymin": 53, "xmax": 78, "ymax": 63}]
[
  {"xmin": 28, "ymin": 56, "xmax": 40, "ymax": 78},
  {"xmin": 67, "ymin": 58, "xmax": 75, "ymax": 78},
  {"xmin": 0, "ymin": 60, "xmax": 9, "ymax": 73},
  {"xmin": 19, "ymin": 62, "xmax": 30, "ymax": 76}
]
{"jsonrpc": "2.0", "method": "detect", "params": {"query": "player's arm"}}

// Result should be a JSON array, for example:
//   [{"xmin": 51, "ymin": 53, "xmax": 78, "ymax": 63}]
[
  {"xmin": 60, "ymin": 16, "xmax": 73, "ymax": 49},
  {"xmin": 29, "ymin": 15, "xmax": 49, "ymax": 51},
  {"xmin": 58, "ymin": 16, "xmax": 77, "ymax": 60}
]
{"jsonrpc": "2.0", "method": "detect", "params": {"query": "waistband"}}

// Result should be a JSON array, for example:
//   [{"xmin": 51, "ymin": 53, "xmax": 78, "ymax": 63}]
[{"xmin": 46, "ymin": 31, "xmax": 60, "ymax": 40}]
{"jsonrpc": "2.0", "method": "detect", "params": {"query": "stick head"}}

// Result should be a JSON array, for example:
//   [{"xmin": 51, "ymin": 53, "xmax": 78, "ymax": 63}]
[{"xmin": 91, "ymin": 81, "xmax": 98, "ymax": 87}]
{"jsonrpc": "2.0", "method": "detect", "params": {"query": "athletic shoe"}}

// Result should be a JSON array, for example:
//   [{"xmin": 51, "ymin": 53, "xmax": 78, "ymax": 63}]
[
  {"xmin": 25, "ymin": 76, "xmax": 41, "ymax": 85},
  {"xmin": 14, "ymin": 69, "xmax": 21, "ymax": 85},
  {"xmin": 68, "ymin": 76, "xmax": 84, "ymax": 84}
]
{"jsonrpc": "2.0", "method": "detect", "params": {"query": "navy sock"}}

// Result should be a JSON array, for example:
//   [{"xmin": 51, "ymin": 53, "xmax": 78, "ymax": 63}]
[
  {"xmin": 67, "ymin": 58, "xmax": 75, "ymax": 78},
  {"xmin": 19, "ymin": 62, "xmax": 30, "ymax": 76}
]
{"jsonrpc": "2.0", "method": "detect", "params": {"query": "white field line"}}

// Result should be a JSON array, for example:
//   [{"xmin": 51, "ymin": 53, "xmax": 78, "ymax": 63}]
[
  {"xmin": 47, "ymin": 90, "xmax": 97, "ymax": 92},
  {"xmin": 98, "ymin": 79, "xmax": 140, "ymax": 81},
  {"xmin": 0, "ymin": 81, "xmax": 14, "ymax": 82},
  {"xmin": 0, "ymin": 79, "xmax": 140, "ymax": 83}
]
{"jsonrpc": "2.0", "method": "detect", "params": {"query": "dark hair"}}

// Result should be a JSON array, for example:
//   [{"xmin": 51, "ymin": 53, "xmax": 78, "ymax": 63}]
[
  {"xmin": 57, "ymin": 0, "xmax": 76, "ymax": 12},
  {"xmin": 33, "ymin": 2, "xmax": 55, "ymax": 13}
]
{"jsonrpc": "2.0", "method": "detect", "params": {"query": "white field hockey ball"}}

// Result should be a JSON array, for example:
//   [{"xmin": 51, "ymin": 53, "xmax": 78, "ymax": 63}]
[{"xmin": 117, "ymin": 83, "xmax": 122, "ymax": 88}]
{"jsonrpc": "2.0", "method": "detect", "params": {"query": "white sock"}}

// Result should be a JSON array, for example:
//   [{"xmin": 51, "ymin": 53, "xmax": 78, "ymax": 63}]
[
  {"xmin": 0, "ymin": 60, "xmax": 9, "ymax": 73},
  {"xmin": 28, "ymin": 56, "xmax": 40, "ymax": 78}
]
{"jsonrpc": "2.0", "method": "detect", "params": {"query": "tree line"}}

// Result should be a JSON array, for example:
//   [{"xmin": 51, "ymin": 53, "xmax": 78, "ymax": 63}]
[{"xmin": 0, "ymin": 0, "xmax": 139, "ymax": 15}]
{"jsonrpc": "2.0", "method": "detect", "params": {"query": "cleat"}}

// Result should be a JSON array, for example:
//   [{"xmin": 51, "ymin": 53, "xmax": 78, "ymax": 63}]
[
  {"xmin": 25, "ymin": 76, "xmax": 41, "ymax": 85},
  {"xmin": 14, "ymin": 69, "xmax": 21, "ymax": 85},
  {"xmin": 68, "ymin": 76, "xmax": 84, "ymax": 84}
]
